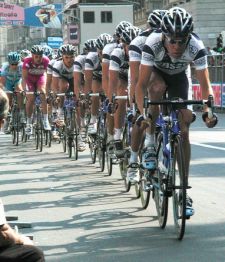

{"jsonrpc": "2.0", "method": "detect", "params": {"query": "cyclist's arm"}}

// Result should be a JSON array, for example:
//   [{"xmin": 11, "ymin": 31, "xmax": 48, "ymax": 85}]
[
  {"xmin": 129, "ymin": 61, "xmax": 140, "ymax": 103},
  {"xmin": 0, "ymin": 76, "xmax": 6, "ymax": 87},
  {"xmin": 84, "ymin": 69, "xmax": 93, "ymax": 94},
  {"xmin": 195, "ymin": 68, "xmax": 213, "ymax": 102},
  {"xmin": 22, "ymin": 69, "xmax": 28, "ymax": 91},
  {"xmin": 108, "ymin": 69, "xmax": 119, "ymax": 100},
  {"xmin": 73, "ymin": 71, "xmax": 82, "ymax": 98},
  {"xmin": 46, "ymin": 74, "xmax": 52, "ymax": 94},
  {"xmin": 136, "ymin": 64, "xmax": 153, "ymax": 114},
  {"xmin": 102, "ymin": 62, "xmax": 109, "ymax": 98},
  {"xmin": 51, "ymin": 76, "xmax": 59, "ymax": 93}
]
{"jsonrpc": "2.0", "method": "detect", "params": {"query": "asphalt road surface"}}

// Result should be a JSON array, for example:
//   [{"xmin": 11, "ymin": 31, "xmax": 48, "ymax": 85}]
[{"xmin": 1, "ymin": 112, "xmax": 225, "ymax": 262}]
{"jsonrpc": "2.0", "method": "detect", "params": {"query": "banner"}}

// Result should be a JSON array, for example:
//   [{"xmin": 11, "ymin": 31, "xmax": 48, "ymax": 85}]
[
  {"xmin": 25, "ymin": 4, "xmax": 62, "ymax": 28},
  {"xmin": 47, "ymin": 36, "xmax": 63, "ymax": 49},
  {"xmin": 0, "ymin": 2, "xmax": 24, "ymax": 25},
  {"xmin": 192, "ymin": 83, "xmax": 223, "ymax": 107},
  {"xmin": 68, "ymin": 25, "xmax": 79, "ymax": 45}
]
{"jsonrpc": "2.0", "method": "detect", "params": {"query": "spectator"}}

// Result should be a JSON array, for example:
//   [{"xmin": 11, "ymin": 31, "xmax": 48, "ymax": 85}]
[{"xmin": 0, "ymin": 89, "xmax": 45, "ymax": 261}]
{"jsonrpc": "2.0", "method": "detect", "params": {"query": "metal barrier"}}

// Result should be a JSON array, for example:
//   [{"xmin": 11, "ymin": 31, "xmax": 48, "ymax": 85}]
[{"xmin": 192, "ymin": 54, "xmax": 225, "ymax": 108}]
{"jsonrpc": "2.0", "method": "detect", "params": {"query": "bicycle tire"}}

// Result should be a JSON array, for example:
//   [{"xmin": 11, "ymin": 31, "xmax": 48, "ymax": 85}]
[
  {"xmin": 154, "ymin": 132, "xmax": 168, "ymax": 228},
  {"xmin": 171, "ymin": 135, "xmax": 187, "ymax": 240},
  {"xmin": 89, "ymin": 136, "xmax": 97, "ymax": 164},
  {"xmin": 119, "ymin": 123, "xmax": 131, "ymax": 192},
  {"xmin": 139, "ymin": 169, "xmax": 151, "ymax": 209},
  {"xmin": 134, "ymin": 183, "xmax": 141, "ymax": 198},
  {"xmin": 72, "ymin": 111, "xmax": 78, "ymax": 160},
  {"xmin": 106, "ymin": 152, "xmax": 113, "ymax": 176},
  {"xmin": 97, "ymin": 114, "xmax": 106, "ymax": 172},
  {"xmin": 39, "ymin": 114, "xmax": 43, "ymax": 152}
]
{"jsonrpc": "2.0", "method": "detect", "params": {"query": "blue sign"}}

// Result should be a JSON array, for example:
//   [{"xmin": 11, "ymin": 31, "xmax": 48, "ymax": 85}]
[
  {"xmin": 25, "ymin": 4, "xmax": 62, "ymax": 28},
  {"xmin": 47, "ymin": 37, "xmax": 63, "ymax": 49}
]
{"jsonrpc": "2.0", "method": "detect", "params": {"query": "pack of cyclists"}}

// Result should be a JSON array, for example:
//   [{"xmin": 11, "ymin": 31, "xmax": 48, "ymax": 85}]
[{"xmin": 0, "ymin": 7, "xmax": 218, "ymax": 218}]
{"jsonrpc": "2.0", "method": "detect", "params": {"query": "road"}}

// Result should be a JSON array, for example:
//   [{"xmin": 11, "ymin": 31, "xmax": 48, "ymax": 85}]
[{"xmin": 0, "ymin": 112, "xmax": 225, "ymax": 262}]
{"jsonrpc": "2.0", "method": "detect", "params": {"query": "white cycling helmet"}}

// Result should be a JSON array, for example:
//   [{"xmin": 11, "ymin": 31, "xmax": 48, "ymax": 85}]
[
  {"xmin": 147, "ymin": 9, "xmax": 166, "ymax": 29},
  {"xmin": 161, "ymin": 7, "xmax": 193, "ymax": 37},
  {"xmin": 120, "ymin": 25, "xmax": 141, "ymax": 44},
  {"xmin": 96, "ymin": 33, "xmax": 114, "ymax": 50}
]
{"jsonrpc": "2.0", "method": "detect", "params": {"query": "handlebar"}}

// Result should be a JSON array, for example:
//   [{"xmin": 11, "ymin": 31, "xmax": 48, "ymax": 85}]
[{"xmin": 143, "ymin": 95, "xmax": 214, "ymax": 119}]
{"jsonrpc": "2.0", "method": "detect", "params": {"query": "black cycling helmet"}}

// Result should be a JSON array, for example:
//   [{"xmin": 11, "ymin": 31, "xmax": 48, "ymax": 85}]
[
  {"xmin": 59, "ymin": 44, "xmax": 76, "ymax": 55},
  {"xmin": 30, "ymin": 45, "xmax": 43, "ymax": 55},
  {"xmin": 161, "ymin": 7, "xmax": 193, "ymax": 38}
]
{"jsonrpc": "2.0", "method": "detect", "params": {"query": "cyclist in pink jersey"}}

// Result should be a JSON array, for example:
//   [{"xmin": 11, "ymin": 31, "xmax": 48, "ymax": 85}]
[{"xmin": 22, "ymin": 45, "xmax": 50, "ymax": 135}]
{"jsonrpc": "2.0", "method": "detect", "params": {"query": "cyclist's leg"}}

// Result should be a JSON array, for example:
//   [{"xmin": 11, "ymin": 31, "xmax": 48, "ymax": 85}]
[
  {"xmin": 3, "ymin": 82, "xmax": 14, "ymax": 133},
  {"xmin": 114, "ymin": 78, "xmax": 127, "ymax": 140},
  {"xmin": 37, "ymin": 76, "xmax": 50, "ymax": 130},
  {"xmin": 58, "ymin": 78, "xmax": 68, "ymax": 120},
  {"xmin": 88, "ymin": 79, "xmax": 102, "ymax": 134},
  {"xmin": 167, "ymin": 70, "xmax": 194, "ymax": 215},
  {"xmin": 15, "ymin": 81, "xmax": 26, "ymax": 123},
  {"xmin": 25, "ymin": 81, "xmax": 35, "ymax": 134}
]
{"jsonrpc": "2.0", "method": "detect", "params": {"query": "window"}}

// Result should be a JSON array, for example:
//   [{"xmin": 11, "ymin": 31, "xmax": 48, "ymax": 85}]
[
  {"xmin": 83, "ymin": 11, "xmax": 95, "ymax": 23},
  {"xmin": 101, "ymin": 11, "xmax": 112, "ymax": 23}
]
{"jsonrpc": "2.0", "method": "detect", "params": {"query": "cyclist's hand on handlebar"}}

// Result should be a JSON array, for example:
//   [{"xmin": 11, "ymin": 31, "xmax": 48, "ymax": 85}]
[{"xmin": 202, "ymin": 112, "xmax": 218, "ymax": 128}]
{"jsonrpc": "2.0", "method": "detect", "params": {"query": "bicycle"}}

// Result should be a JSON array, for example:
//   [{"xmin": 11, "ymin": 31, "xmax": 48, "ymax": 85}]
[
  {"xmin": 5, "ymin": 90, "xmax": 26, "ymax": 146},
  {"xmin": 141, "ymin": 94, "xmax": 216, "ymax": 240},
  {"xmin": 58, "ymin": 92, "xmax": 79, "ymax": 160},
  {"xmin": 26, "ymin": 91, "xmax": 51, "ymax": 152},
  {"xmin": 96, "ymin": 93, "xmax": 108, "ymax": 172}
]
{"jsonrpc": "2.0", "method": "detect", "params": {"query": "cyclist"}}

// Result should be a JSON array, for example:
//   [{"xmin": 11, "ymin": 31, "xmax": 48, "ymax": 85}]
[
  {"xmin": 0, "ymin": 52, "xmax": 24, "ymax": 133},
  {"xmin": 108, "ymin": 25, "xmax": 141, "ymax": 156},
  {"xmin": 51, "ymin": 44, "xmax": 76, "ymax": 120},
  {"xmin": 20, "ymin": 49, "xmax": 31, "ymax": 62},
  {"xmin": 84, "ymin": 33, "xmax": 113, "ymax": 135},
  {"xmin": 127, "ymin": 10, "xmax": 166, "ymax": 182},
  {"xmin": 74, "ymin": 39, "xmax": 96, "ymax": 130},
  {"xmin": 135, "ymin": 7, "xmax": 217, "ymax": 216},
  {"xmin": 22, "ymin": 45, "xmax": 50, "ymax": 135},
  {"xmin": 51, "ymin": 44, "xmax": 86, "ymax": 151},
  {"xmin": 102, "ymin": 22, "xmax": 129, "ymax": 143}
]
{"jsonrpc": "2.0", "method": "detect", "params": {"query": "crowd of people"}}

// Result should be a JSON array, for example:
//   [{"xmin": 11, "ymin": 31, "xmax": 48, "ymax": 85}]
[{"xmin": 0, "ymin": 6, "xmax": 218, "ymax": 259}]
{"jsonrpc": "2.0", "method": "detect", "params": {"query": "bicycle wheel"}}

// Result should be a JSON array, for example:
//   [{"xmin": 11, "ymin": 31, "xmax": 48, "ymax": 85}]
[
  {"xmin": 171, "ymin": 135, "xmax": 187, "ymax": 240},
  {"xmin": 139, "ymin": 169, "xmax": 151, "ymax": 209},
  {"xmin": 106, "ymin": 149, "xmax": 113, "ymax": 176},
  {"xmin": 97, "ymin": 115, "xmax": 106, "ymax": 172},
  {"xmin": 89, "ymin": 135, "xmax": 97, "ymax": 164},
  {"xmin": 72, "ymin": 111, "xmax": 78, "ymax": 160},
  {"xmin": 119, "ymin": 124, "xmax": 131, "ymax": 192},
  {"xmin": 134, "ymin": 182, "xmax": 141, "ymax": 198},
  {"xmin": 154, "ymin": 132, "xmax": 168, "ymax": 228},
  {"xmin": 11, "ymin": 109, "xmax": 19, "ymax": 146}
]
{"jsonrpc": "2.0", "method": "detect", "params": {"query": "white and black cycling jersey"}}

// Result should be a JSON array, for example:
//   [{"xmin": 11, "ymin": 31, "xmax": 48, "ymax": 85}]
[
  {"xmin": 129, "ymin": 29, "xmax": 153, "ymax": 62},
  {"xmin": 52, "ymin": 60, "xmax": 74, "ymax": 80},
  {"xmin": 74, "ymin": 54, "xmax": 86, "ymax": 73},
  {"xmin": 47, "ymin": 59, "xmax": 56, "ymax": 75},
  {"xmin": 109, "ymin": 46, "xmax": 129, "ymax": 81},
  {"xmin": 85, "ymin": 51, "xmax": 102, "ymax": 80},
  {"xmin": 102, "ymin": 42, "xmax": 120, "ymax": 64},
  {"xmin": 141, "ymin": 31, "xmax": 208, "ymax": 75}
]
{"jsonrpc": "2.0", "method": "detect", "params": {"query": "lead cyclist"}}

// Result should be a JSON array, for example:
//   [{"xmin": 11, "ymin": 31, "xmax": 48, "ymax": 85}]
[
  {"xmin": 135, "ymin": 7, "xmax": 218, "ymax": 216},
  {"xmin": 22, "ymin": 45, "xmax": 50, "ymax": 135}
]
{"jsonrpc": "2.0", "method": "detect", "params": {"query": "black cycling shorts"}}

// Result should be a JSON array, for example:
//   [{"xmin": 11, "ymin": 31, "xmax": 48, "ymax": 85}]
[{"xmin": 154, "ymin": 67, "xmax": 189, "ymax": 100}]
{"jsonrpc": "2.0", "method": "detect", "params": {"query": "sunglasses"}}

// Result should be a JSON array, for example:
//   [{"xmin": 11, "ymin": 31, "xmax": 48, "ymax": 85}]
[
  {"xmin": 10, "ymin": 63, "xmax": 18, "ymax": 66},
  {"xmin": 165, "ymin": 36, "xmax": 188, "ymax": 46}
]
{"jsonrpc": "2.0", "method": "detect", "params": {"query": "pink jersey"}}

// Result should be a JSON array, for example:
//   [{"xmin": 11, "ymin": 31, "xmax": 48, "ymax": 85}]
[{"xmin": 23, "ymin": 56, "xmax": 49, "ymax": 91}]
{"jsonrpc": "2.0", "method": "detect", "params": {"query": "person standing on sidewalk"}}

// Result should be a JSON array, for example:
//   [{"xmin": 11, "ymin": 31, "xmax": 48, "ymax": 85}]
[{"xmin": 0, "ymin": 89, "xmax": 45, "ymax": 261}]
